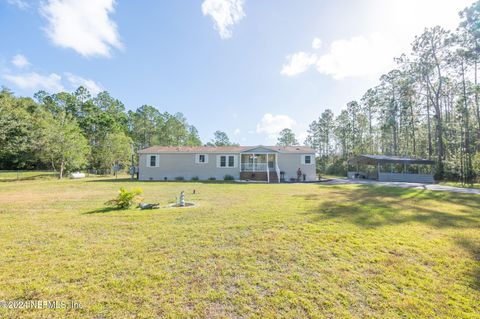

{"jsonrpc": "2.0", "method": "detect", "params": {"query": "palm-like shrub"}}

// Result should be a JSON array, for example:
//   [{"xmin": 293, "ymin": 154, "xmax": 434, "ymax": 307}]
[{"xmin": 106, "ymin": 187, "xmax": 143, "ymax": 209}]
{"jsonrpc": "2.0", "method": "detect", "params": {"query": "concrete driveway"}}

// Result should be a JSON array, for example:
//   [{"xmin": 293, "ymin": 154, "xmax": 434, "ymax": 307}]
[{"xmin": 323, "ymin": 178, "xmax": 480, "ymax": 195}]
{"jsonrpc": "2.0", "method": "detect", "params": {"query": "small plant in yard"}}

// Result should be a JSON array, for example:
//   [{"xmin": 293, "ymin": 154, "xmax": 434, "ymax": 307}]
[
  {"xmin": 223, "ymin": 174, "xmax": 235, "ymax": 181},
  {"xmin": 174, "ymin": 176, "xmax": 185, "ymax": 181},
  {"xmin": 106, "ymin": 187, "xmax": 143, "ymax": 209}
]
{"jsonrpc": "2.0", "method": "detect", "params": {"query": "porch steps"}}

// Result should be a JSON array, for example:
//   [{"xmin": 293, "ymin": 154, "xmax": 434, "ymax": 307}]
[{"xmin": 240, "ymin": 171, "xmax": 279, "ymax": 183}]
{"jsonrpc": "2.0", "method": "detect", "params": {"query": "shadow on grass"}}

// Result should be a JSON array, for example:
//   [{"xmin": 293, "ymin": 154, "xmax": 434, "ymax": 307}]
[
  {"xmin": 86, "ymin": 178, "xmax": 265, "ymax": 185},
  {"xmin": 0, "ymin": 173, "xmax": 58, "ymax": 182},
  {"xmin": 298, "ymin": 184, "xmax": 480, "ymax": 229},
  {"xmin": 83, "ymin": 206, "xmax": 123, "ymax": 214},
  {"xmin": 455, "ymin": 236, "xmax": 480, "ymax": 291},
  {"xmin": 86, "ymin": 178, "xmax": 137, "ymax": 183}
]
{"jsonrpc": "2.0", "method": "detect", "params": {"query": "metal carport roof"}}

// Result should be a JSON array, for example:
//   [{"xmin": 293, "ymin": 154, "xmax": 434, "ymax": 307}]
[{"xmin": 348, "ymin": 155, "xmax": 435, "ymax": 166}]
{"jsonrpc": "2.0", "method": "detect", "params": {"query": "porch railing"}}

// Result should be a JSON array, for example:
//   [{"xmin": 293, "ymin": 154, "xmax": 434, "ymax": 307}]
[{"xmin": 241, "ymin": 163, "xmax": 273, "ymax": 171}]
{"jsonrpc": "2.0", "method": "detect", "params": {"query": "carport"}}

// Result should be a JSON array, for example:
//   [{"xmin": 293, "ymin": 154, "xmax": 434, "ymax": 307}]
[{"xmin": 347, "ymin": 155, "xmax": 435, "ymax": 183}]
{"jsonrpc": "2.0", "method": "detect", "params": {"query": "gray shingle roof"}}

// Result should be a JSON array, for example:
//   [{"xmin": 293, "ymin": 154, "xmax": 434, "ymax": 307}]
[{"xmin": 138, "ymin": 145, "xmax": 315, "ymax": 154}]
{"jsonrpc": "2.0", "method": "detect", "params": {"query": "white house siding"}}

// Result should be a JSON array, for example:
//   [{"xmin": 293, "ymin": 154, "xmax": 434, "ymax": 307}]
[
  {"xmin": 138, "ymin": 151, "xmax": 317, "ymax": 182},
  {"xmin": 139, "ymin": 153, "xmax": 240, "ymax": 181},
  {"xmin": 277, "ymin": 153, "xmax": 317, "ymax": 181}
]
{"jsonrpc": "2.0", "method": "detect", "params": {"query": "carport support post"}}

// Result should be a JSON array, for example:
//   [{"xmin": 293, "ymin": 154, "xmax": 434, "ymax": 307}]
[
  {"xmin": 377, "ymin": 163, "xmax": 380, "ymax": 179},
  {"xmin": 404, "ymin": 163, "xmax": 407, "ymax": 174}
]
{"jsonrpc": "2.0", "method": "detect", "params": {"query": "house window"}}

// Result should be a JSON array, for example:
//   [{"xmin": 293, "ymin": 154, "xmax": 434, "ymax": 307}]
[
  {"xmin": 218, "ymin": 155, "xmax": 235, "ymax": 168},
  {"xmin": 304, "ymin": 155, "xmax": 311, "ymax": 164},
  {"xmin": 150, "ymin": 155, "xmax": 157, "ymax": 167},
  {"xmin": 220, "ymin": 156, "xmax": 227, "ymax": 167},
  {"xmin": 196, "ymin": 154, "xmax": 208, "ymax": 164}
]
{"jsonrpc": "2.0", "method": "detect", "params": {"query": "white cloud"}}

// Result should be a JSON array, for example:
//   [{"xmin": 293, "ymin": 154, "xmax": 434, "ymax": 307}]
[
  {"xmin": 11, "ymin": 54, "xmax": 30, "ymax": 68},
  {"xmin": 233, "ymin": 128, "xmax": 240, "ymax": 135},
  {"xmin": 281, "ymin": 52, "xmax": 317, "ymax": 76},
  {"xmin": 372, "ymin": 0, "xmax": 473, "ymax": 37},
  {"xmin": 256, "ymin": 113, "xmax": 297, "ymax": 138},
  {"xmin": 3, "ymin": 72, "xmax": 64, "ymax": 92},
  {"xmin": 281, "ymin": 33, "xmax": 400, "ymax": 79},
  {"xmin": 40, "ymin": 0, "xmax": 122, "ymax": 57},
  {"xmin": 65, "ymin": 72, "xmax": 103, "ymax": 95},
  {"xmin": 296, "ymin": 130, "xmax": 309, "ymax": 145},
  {"xmin": 281, "ymin": 1, "xmax": 473, "ymax": 81},
  {"xmin": 202, "ymin": 0, "xmax": 245, "ymax": 39},
  {"xmin": 2, "ymin": 55, "xmax": 103, "ymax": 94},
  {"xmin": 7, "ymin": 0, "xmax": 30, "ymax": 10},
  {"xmin": 312, "ymin": 37, "xmax": 322, "ymax": 50},
  {"xmin": 316, "ymin": 33, "xmax": 399, "ymax": 79}
]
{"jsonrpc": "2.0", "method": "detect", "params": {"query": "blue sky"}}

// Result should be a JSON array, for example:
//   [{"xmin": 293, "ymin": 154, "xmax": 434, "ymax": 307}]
[{"xmin": 0, "ymin": 0, "xmax": 474, "ymax": 145}]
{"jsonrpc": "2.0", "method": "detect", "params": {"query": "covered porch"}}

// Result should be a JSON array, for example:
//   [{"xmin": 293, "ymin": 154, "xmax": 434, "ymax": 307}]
[
  {"xmin": 240, "ymin": 153, "xmax": 277, "ymax": 171},
  {"xmin": 239, "ymin": 148, "xmax": 281, "ymax": 183},
  {"xmin": 348, "ymin": 155, "xmax": 435, "ymax": 183}
]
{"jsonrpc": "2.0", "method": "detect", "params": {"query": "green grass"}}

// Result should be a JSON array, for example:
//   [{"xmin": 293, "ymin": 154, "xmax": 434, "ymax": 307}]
[
  {"xmin": 439, "ymin": 181, "xmax": 480, "ymax": 189},
  {"xmin": 319, "ymin": 174, "xmax": 345, "ymax": 180},
  {"xmin": 0, "ymin": 176, "xmax": 479, "ymax": 318}
]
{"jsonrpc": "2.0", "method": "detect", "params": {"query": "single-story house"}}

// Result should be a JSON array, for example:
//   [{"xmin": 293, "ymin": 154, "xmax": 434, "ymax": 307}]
[
  {"xmin": 347, "ymin": 154, "xmax": 435, "ymax": 183},
  {"xmin": 138, "ymin": 145, "xmax": 317, "ymax": 182}
]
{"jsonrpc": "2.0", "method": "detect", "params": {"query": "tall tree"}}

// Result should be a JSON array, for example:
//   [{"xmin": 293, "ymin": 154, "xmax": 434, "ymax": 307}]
[
  {"xmin": 460, "ymin": 1, "xmax": 480, "ymax": 141},
  {"xmin": 38, "ymin": 112, "xmax": 90, "ymax": 179},
  {"xmin": 277, "ymin": 128, "xmax": 299, "ymax": 146},
  {"xmin": 95, "ymin": 130, "xmax": 133, "ymax": 170},
  {"xmin": 208, "ymin": 130, "xmax": 238, "ymax": 146},
  {"xmin": 128, "ymin": 105, "xmax": 162, "ymax": 149},
  {"xmin": 0, "ymin": 89, "xmax": 40, "ymax": 168},
  {"xmin": 412, "ymin": 26, "xmax": 451, "ymax": 178}
]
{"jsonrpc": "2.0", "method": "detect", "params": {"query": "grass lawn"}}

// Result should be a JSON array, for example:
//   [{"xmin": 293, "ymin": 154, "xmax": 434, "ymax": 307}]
[
  {"xmin": 0, "ymin": 177, "xmax": 479, "ymax": 318},
  {"xmin": 318, "ymin": 174, "xmax": 345, "ymax": 180},
  {"xmin": 439, "ymin": 181, "xmax": 480, "ymax": 189}
]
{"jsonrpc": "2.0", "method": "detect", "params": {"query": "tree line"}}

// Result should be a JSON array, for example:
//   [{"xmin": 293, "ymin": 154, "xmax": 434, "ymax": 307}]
[
  {"xmin": 3, "ymin": 1, "xmax": 480, "ymax": 182},
  {"xmin": 0, "ymin": 87, "xmax": 238, "ymax": 178},
  {"xmin": 302, "ymin": 1, "xmax": 480, "ymax": 182}
]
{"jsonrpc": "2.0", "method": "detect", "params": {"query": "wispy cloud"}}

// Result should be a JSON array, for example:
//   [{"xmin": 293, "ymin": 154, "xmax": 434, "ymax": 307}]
[
  {"xmin": 202, "ymin": 0, "xmax": 245, "ymax": 39},
  {"xmin": 312, "ymin": 37, "xmax": 322, "ymax": 50},
  {"xmin": 7, "ymin": 0, "xmax": 30, "ymax": 10},
  {"xmin": 11, "ymin": 54, "xmax": 30, "ymax": 68},
  {"xmin": 281, "ymin": 34, "xmax": 398, "ymax": 79},
  {"xmin": 316, "ymin": 33, "xmax": 398, "ymax": 79},
  {"xmin": 296, "ymin": 130, "xmax": 308, "ymax": 144},
  {"xmin": 281, "ymin": 52, "xmax": 317, "ymax": 76},
  {"xmin": 3, "ymin": 72, "xmax": 64, "ymax": 92},
  {"xmin": 40, "ymin": 0, "xmax": 122, "ymax": 57},
  {"xmin": 2, "ymin": 55, "xmax": 103, "ymax": 94},
  {"xmin": 65, "ymin": 72, "xmax": 103, "ymax": 95},
  {"xmin": 256, "ymin": 113, "xmax": 296, "ymax": 139}
]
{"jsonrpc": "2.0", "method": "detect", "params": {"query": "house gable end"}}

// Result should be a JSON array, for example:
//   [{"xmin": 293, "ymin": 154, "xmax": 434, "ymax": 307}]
[{"xmin": 241, "ymin": 146, "xmax": 277, "ymax": 154}]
